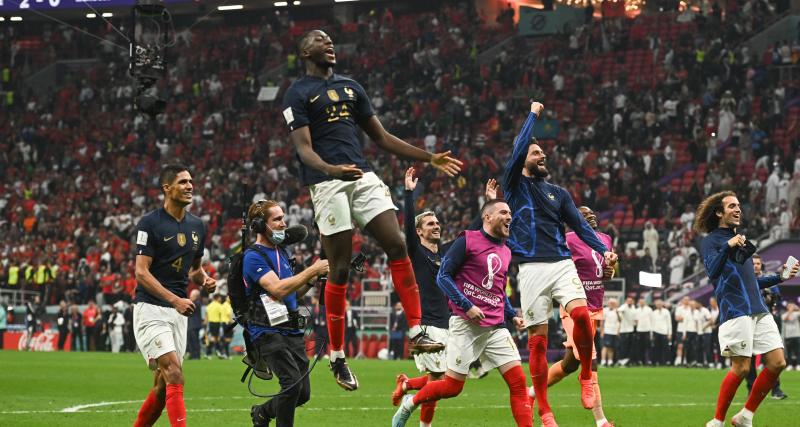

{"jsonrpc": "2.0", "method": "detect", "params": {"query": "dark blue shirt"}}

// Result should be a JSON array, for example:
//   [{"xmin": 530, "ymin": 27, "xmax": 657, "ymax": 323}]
[
  {"xmin": 700, "ymin": 227, "xmax": 781, "ymax": 323},
  {"xmin": 502, "ymin": 113, "xmax": 608, "ymax": 262},
  {"xmin": 282, "ymin": 74, "xmax": 375, "ymax": 185},
  {"xmin": 135, "ymin": 208, "xmax": 206, "ymax": 307},
  {"xmin": 243, "ymin": 244, "xmax": 302, "ymax": 339}
]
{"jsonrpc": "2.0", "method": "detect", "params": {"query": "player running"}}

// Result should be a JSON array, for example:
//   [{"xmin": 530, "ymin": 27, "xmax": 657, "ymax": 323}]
[
  {"xmin": 528, "ymin": 206, "xmax": 615, "ymax": 427},
  {"xmin": 132, "ymin": 164, "xmax": 216, "ymax": 427},
  {"xmin": 503, "ymin": 101, "xmax": 616, "ymax": 427},
  {"xmin": 391, "ymin": 167, "xmax": 498, "ymax": 426},
  {"xmin": 697, "ymin": 192, "xmax": 798, "ymax": 427},
  {"xmin": 283, "ymin": 29, "xmax": 462, "ymax": 391},
  {"xmin": 392, "ymin": 199, "xmax": 532, "ymax": 427}
]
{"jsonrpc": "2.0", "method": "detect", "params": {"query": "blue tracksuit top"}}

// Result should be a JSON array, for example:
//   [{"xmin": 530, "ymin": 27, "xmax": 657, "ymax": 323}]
[
  {"xmin": 502, "ymin": 112, "xmax": 608, "ymax": 262},
  {"xmin": 700, "ymin": 227, "xmax": 781, "ymax": 323}
]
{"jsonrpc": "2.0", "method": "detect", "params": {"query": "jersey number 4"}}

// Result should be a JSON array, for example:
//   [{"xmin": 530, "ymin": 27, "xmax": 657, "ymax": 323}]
[
  {"xmin": 171, "ymin": 257, "xmax": 184, "ymax": 273},
  {"xmin": 325, "ymin": 104, "xmax": 350, "ymax": 122}
]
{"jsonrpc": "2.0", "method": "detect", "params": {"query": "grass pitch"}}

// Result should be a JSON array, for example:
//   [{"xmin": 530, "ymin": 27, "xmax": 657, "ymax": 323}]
[{"xmin": 1, "ymin": 351, "xmax": 798, "ymax": 426}]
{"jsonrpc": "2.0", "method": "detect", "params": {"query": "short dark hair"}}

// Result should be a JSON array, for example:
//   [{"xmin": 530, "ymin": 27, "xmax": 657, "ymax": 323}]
[
  {"xmin": 159, "ymin": 164, "xmax": 190, "ymax": 190},
  {"xmin": 752, "ymin": 253, "xmax": 761, "ymax": 260},
  {"xmin": 481, "ymin": 198, "xmax": 508, "ymax": 217},
  {"xmin": 297, "ymin": 30, "xmax": 321, "ymax": 56}
]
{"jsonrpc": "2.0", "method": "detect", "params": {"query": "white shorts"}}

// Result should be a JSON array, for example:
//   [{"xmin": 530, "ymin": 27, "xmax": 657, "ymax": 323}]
[
  {"xmin": 518, "ymin": 260, "xmax": 586, "ymax": 327},
  {"xmin": 445, "ymin": 316, "xmax": 520, "ymax": 375},
  {"xmin": 133, "ymin": 302, "xmax": 187, "ymax": 370},
  {"xmin": 309, "ymin": 171, "xmax": 397, "ymax": 236},
  {"xmin": 414, "ymin": 325, "xmax": 449, "ymax": 373},
  {"xmin": 718, "ymin": 313, "xmax": 783, "ymax": 358}
]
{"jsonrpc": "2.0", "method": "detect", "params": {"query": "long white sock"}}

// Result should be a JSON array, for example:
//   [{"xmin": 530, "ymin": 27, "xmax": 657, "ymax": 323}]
[
  {"xmin": 595, "ymin": 419, "xmax": 609, "ymax": 427},
  {"xmin": 741, "ymin": 408, "xmax": 754, "ymax": 419},
  {"xmin": 330, "ymin": 349, "xmax": 345, "ymax": 361},
  {"xmin": 409, "ymin": 325, "xmax": 422, "ymax": 338}
]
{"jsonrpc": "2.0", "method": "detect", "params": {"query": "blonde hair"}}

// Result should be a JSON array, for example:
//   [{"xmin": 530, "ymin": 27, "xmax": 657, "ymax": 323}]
[{"xmin": 415, "ymin": 211, "xmax": 436, "ymax": 229}]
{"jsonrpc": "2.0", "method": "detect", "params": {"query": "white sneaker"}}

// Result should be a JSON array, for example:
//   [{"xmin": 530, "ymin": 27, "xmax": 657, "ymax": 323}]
[
  {"xmin": 731, "ymin": 409, "xmax": 753, "ymax": 427},
  {"xmin": 705, "ymin": 419, "xmax": 723, "ymax": 427}
]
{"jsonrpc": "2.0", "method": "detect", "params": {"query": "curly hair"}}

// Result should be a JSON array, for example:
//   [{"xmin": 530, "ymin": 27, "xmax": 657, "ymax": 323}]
[{"xmin": 693, "ymin": 191, "xmax": 737, "ymax": 234}]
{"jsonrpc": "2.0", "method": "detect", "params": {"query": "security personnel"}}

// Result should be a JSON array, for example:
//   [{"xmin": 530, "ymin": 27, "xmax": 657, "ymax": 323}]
[
  {"xmin": 205, "ymin": 293, "xmax": 224, "ymax": 358},
  {"xmin": 244, "ymin": 199, "xmax": 328, "ymax": 427}
]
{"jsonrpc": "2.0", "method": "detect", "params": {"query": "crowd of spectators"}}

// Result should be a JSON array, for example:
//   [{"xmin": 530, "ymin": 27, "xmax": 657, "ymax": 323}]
[{"xmin": 0, "ymin": 0, "xmax": 797, "ymax": 319}]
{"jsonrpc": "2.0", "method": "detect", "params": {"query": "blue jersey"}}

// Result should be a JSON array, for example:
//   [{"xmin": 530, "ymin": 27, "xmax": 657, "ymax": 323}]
[
  {"xmin": 502, "ymin": 113, "xmax": 608, "ymax": 262},
  {"xmin": 700, "ymin": 228, "xmax": 781, "ymax": 323},
  {"xmin": 242, "ymin": 244, "xmax": 302, "ymax": 339},
  {"xmin": 282, "ymin": 74, "xmax": 375, "ymax": 186},
  {"xmin": 135, "ymin": 208, "xmax": 206, "ymax": 307}
]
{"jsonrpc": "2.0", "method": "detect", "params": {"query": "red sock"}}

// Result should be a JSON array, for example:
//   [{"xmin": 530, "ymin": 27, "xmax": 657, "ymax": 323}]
[
  {"xmin": 714, "ymin": 371, "xmax": 744, "ymax": 421},
  {"xmin": 745, "ymin": 367, "xmax": 780, "ymax": 412},
  {"xmin": 503, "ymin": 365, "xmax": 534, "ymax": 427},
  {"xmin": 406, "ymin": 374, "xmax": 430, "ymax": 390},
  {"xmin": 165, "ymin": 384, "xmax": 186, "ymax": 427},
  {"xmin": 389, "ymin": 257, "xmax": 422, "ymax": 328},
  {"xmin": 420, "ymin": 401, "xmax": 437, "ymax": 424},
  {"xmin": 570, "ymin": 306, "xmax": 594, "ymax": 381},
  {"xmin": 528, "ymin": 335, "xmax": 551, "ymax": 416},
  {"xmin": 324, "ymin": 280, "xmax": 347, "ymax": 352},
  {"xmin": 412, "ymin": 375, "xmax": 464, "ymax": 405},
  {"xmin": 134, "ymin": 389, "xmax": 165, "ymax": 427}
]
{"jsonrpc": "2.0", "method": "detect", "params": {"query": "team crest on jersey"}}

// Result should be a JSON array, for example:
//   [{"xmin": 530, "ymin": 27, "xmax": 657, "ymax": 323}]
[
  {"xmin": 548, "ymin": 193, "xmax": 555, "ymax": 200},
  {"xmin": 344, "ymin": 87, "xmax": 355, "ymax": 99},
  {"xmin": 327, "ymin": 214, "xmax": 336, "ymax": 225},
  {"xmin": 455, "ymin": 356, "xmax": 462, "ymax": 365},
  {"xmin": 177, "ymin": 233, "xmax": 187, "ymax": 247},
  {"xmin": 327, "ymin": 89, "xmax": 339, "ymax": 102},
  {"xmin": 191, "ymin": 231, "xmax": 199, "ymax": 250}
]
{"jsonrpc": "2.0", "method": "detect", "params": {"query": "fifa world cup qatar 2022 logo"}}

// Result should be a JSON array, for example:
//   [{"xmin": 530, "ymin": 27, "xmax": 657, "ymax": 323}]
[{"xmin": 481, "ymin": 253, "xmax": 503, "ymax": 290}]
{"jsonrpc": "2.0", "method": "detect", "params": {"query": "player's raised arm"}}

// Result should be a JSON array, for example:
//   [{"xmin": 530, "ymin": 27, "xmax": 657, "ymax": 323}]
[
  {"xmin": 501, "ymin": 101, "xmax": 543, "ymax": 192},
  {"xmin": 360, "ymin": 116, "xmax": 462, "ymax": 177},
  {"xmin": 403, "ymin": 167, "xmax": 422, "ymax": 250}
]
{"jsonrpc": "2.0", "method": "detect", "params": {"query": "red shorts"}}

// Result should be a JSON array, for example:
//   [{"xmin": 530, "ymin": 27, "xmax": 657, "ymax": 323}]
[{"xmin": 560, "ymin": 306, "xmax": 603, "ymax": 361}]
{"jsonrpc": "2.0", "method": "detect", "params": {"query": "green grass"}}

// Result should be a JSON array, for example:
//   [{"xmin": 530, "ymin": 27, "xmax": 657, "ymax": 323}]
[{"xmin": 1, "ymin": 351, "xmax": 798, "ymax": 426}]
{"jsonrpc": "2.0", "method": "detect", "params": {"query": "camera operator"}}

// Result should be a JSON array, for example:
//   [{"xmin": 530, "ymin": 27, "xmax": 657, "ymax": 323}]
[{"xmin": 243, "ymin": 200, "xmax": 329, "ymax": 427}]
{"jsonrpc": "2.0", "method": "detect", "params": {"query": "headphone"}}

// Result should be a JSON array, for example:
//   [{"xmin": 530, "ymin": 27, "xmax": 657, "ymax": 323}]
[{"xmin": 249, "ymin": 200, "xmax": 268, "ymax": 235}]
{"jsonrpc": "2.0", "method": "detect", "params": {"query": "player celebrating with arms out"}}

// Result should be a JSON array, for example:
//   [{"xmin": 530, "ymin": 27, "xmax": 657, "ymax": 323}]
[
  {"xmin": 392, "ymin": 199, "xmax": 532, "ymax": 427},
  {"xmin": 283, "ymin": 29, "xmax": 462, "ymax": 391},
  {"xmin": 503, "ymin": 101, "xmax": 617, "ymax": 427},
  {"xmin": 391, "ymin": 168, "xmax": 499, "ymax": 427},
  {"xmin": 529, "ymin": 206, "xmax": 616, "ymax": 427},
  {"xmin": 697, "ymin": 192, "xmax": 799, "ymax": 427},
  {"xmin": 132, "ymin": 164, "xmax": 216, "ymax": 427}
]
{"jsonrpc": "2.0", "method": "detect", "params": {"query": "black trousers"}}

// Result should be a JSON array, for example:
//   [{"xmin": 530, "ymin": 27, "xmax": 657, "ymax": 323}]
[
  {"xmin": 57, "ymin": 328, "xmax": 69, "ymax": 350},
  {"xmin": 699, "ymin": 333, "xmax": 713, "ymax": 365},
  {"xmin": 345, "ymin": 328, "xmax": 359, "ymax": 356},
  {"xmin": 652, "ymin": 333, "xmax": 669, "ymax": 365},
  {"xmin": 186, "ymin": 327, "xmax": 202, "ymax": 359},
  {"xmin": 619, "ymin": 332, "xmax": 634, "ymax": 359},
  {"xmin": 785, "ymin": 337, "xmax": 800, "ymax": 367},
  {"xmin": 684, "ymin": 332, "xmax": 698, "ymax": 364},
  {"xmin": 635, "ymin": 331, "xmax": 651, "ymax": 364},
  {"xmin": 254, "ymin": 333, "xmax": 311, "ymax": 427}
]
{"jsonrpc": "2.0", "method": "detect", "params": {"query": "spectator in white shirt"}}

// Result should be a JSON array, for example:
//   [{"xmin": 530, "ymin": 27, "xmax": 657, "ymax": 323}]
[
  {"xmin": 683, "ymin": 300, "xmax": 699, "ymax": 366},
  {"xmin": 673, "ymin": 296, "xmax": 692, "ymax": 366},
  {"xmin": 696, "ymin": 300, "xmax": 713, "ymax": 367},
  {"xmin": 602, "ymin": 299, "xmax": 621, "ymax": 367},
  {"xmin": 708, "ymin": 297, "xmax": 721, "ymax": 369},
  {"xmin": 651, "ymin": 299, "xmax": 672, "ymax": 366},
  {"xmin": 635, "ymin": 298, "xmax": 653, "ymax": 365},
  {"xmin": 617, "ymin": 297, "xmax": 638, "ymax": 366},
  {"xmin": 783, "ymin": 303, "xmax": 800, "ymax": 371}
]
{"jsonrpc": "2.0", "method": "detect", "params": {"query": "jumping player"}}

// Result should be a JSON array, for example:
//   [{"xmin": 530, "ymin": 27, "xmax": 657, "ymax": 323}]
[
  {"xmin": 283, "ymin": 29, "xmax": 462, "ymax": 390},
  {"xmin": 392, "ymin": 199, "xmax": 532, "ymax": 427},
  {"xmin": 132, "ymin": 164, "xmax": 217, "ymax": 427},
  {"xmin": 391, "ymin": 167, "xmax": 498, "ymax": 426},
  {"xmin": 503, "ymin": 101, "xmax": 616, "ymax": 427},
  {"xmin": 697, "ymin": 191, "xmax": 798, "ymax": 427},
  {"xmin": 529, "ymin": 206, "xmax": 616, "ymax": 427}
]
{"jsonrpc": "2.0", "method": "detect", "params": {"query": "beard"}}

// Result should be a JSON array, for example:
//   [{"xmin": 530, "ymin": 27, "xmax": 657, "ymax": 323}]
[{"xmin": 526, "ymin": 164, "xmax": 549, "ymax": 178}]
